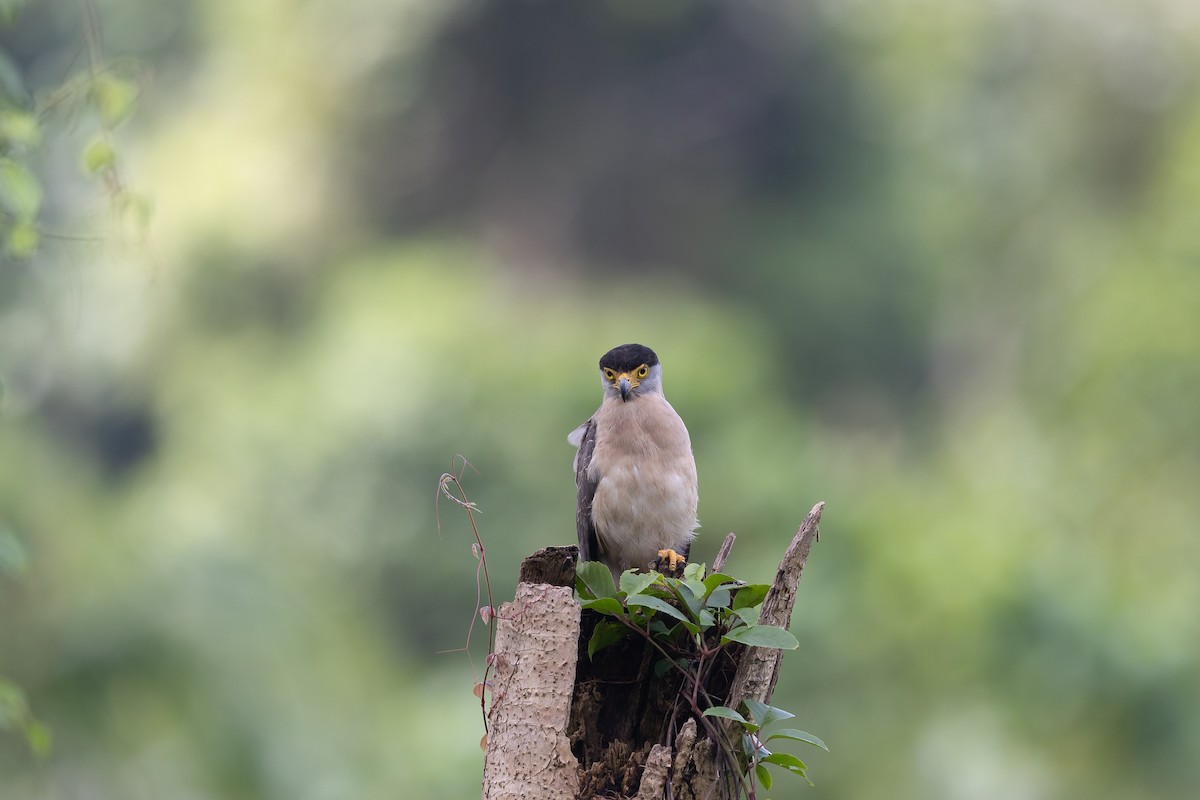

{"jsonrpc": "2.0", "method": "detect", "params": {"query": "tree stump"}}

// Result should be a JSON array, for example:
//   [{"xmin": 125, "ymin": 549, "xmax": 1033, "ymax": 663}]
[{"xmin": 481, "ymin": 502, "xmax": 825, "ymax": 799}]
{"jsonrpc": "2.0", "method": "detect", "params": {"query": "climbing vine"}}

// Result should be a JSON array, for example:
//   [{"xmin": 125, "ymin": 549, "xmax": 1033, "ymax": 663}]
[{"xmin": 575, "ymin": 560, "xmax": 826, "ymax": 797}]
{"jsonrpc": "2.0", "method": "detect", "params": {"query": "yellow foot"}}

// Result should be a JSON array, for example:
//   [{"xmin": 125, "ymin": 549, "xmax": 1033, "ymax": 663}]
[{"xmin": 656, "ymin": 549, "xmax": 688, "ymax": 577}]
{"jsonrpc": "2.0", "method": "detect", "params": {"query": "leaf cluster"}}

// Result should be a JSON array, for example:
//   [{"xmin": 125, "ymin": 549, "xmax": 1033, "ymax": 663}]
[
  {"xmin": 576, "ymin": 561, "xmax": 797, "ymax": 657},
  {"xmin": 575, "ymin": 561, "xmax": 823, "ymax": 795},
  {"xmin": 703, "ymin": 699, "xmax": 827, "ymax": 790}
]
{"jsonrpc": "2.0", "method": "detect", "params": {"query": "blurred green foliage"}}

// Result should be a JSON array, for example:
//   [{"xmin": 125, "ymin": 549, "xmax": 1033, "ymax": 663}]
[
  {"xmin": 2, "ymin": 0, "xmax": 1199, "ymax": 798},
  {"xmin": 0, "ymin": 0, "xmax": 148, "ymax": 261}
]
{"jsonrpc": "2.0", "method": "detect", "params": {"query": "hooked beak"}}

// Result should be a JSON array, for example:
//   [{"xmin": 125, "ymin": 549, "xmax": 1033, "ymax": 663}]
[{"xmin": 619, "ymin": 374, "xmax": 638, "ymax": 400}]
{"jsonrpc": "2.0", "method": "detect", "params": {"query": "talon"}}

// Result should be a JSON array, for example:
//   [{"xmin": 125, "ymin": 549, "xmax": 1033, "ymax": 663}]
[{"xmin": 656, "ymin": 548, "xmax": 687, "ymax": 576}]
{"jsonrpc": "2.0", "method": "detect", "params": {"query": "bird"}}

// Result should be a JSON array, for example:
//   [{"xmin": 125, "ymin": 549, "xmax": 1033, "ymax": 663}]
[{"xmin": 568, "ymin": 343, "xmax": 699, "ymax": 581}]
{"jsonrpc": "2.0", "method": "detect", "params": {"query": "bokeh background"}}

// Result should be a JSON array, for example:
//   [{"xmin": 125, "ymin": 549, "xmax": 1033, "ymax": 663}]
[{"xmin": 3, "ymin": 0, "xmax": 1199, "ymax": 797}]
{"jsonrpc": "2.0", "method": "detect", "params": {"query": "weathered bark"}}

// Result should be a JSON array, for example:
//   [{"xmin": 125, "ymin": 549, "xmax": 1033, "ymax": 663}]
[
  {"xmin": 723, "ymin": 502, "xmax": 824, "ymax": 717},
  {"xmin": 711, "ymin": 533, "xmax": 737, "ymax": 573},
  {"xmin": 481, "ymin": 502, "xmax": 825, "ymax": 800},
  {"xmin": 481, "ymin": 582, "xmax": 581, "ymax": 800}
]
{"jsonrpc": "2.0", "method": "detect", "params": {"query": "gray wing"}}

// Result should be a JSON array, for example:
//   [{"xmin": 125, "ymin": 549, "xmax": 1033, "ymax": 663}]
[{"xmin": 571, "ymin": 418, "xmax": 601, "ymax": 563}]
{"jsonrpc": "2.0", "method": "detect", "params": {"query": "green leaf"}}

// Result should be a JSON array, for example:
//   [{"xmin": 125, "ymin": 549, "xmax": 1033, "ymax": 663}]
[
  {"xmin": 588, "ymin": 620, "xmax": 630, "ymax": 659},
  {"xmin": 766, "ymin": 728, "xmax": 829, "ymax": 751},
  {"xmin": 744, "ymin": 699, "xmax": 795, "ymax": 728},
  {"xmin": 681, "ymin": 578, "xmax": 707, "ymax": 606},
  {"xmin": 576, "ymin": 561, "xmax": 618, "ymax": 599},
  {"xmin": 763, "ymin": 752, "xmax": 807, "ymax": 774},
  {"xmin": 682, "ymin": 561, "xmax": 706, "ymax": 581},
  {"xmin": 732, "ymin": 583, "xmax": 770, "ymax": 610},
  {"xmin": 626, "ymin": 594, "xmax": 691, "ymax": 625},
  {"xmin": 672, "ymin": 581, "xmax": 705, "ymax": 621},
  {"xmin": 4, "ymin": 218, "xmax": 37, "ymax": 258},
  {"xmin": 702, "ymin": 572, "xmax": 736, "ymax": 592},
  {"xmin": 0, "ymin": 157, "xmax": 41, "ymax": 217},
  {"xmin": 755, "ymin": 763, "xmax": 773, "ymax": 791},
  {"xmin": 25, "ymin": 718, "xmax": 52, "ymax": 757},
  {"xmin": 647, "ymin": 618, "xmax": 675, "ymax": 638},
  {"xmin": 740, "ymin": 733, "xmax": 755, "ymax": 759},
  {"xmin": 92, "ymin": 73, "xmax": 138, "ymax": 128},
  {"xmin": 722, "ymin": 624, "xmax": 799, "ymax": 650},
  {"xmin": 705, "ymin": 586, "xmax": 732, "ymax": 608},
  {"xmin": 732, "ymin": 605, "xmax": 761, "ymax": 626},
  {"xmin": 579, "ymin": 596, "xmax": 624, "ymax": 616},
  {"xmin": 82, "ymin": 136, "xmax": 117, "ymax": 174},
  {"xmin": 619, "ymin": 569, "xmax": 658, "ymax": 597},
  {"xmin": 701, "ymin": 705, "xmax": 750, "ymax": 725},
  {"xmin": 0, "ymin": 110, "xmax": 40, "ymax": 149}
]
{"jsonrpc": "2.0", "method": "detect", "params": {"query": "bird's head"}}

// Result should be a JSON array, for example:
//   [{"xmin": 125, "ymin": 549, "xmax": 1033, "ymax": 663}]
[{"xmin": 598, "ymin": 343, "xmax": 662, "ymax": 402}]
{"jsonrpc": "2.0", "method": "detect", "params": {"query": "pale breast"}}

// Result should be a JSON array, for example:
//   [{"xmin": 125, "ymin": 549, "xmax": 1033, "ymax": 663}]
[{"xmin": 588, "ymin": 394, "xmax": 699, "ymax": 570}]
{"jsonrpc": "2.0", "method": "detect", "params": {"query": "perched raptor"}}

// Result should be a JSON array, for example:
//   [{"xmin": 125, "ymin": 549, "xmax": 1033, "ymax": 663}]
[{"xmin": 569, "ymin": 343, "xmax": 699, "ymax": 580}]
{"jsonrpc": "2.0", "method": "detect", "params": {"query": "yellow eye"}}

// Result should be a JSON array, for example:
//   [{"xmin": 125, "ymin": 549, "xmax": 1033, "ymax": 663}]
[
  {"xmin": 636, "ymin": 365, "xmax": 648, "ymax": 378},
  {"xmin": 603, "ymin": 368, "xmax": 616, "ymax": 381}
]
